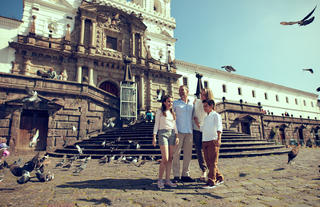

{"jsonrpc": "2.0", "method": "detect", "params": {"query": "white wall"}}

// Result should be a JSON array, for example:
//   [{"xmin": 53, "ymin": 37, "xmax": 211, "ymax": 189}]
[
  {"xmin": 176, "ymin": 60, "xmax": 320, "ymax": 120},
  {"xmin": 0, "ymin": 17, "xmax": 22, "ymax": 73}
]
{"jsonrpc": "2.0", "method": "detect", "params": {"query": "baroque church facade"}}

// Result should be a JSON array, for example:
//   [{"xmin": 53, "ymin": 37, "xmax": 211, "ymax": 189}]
[{"xmin": 0, "ymin": 0, "xmax": 319, "ymax": 153}]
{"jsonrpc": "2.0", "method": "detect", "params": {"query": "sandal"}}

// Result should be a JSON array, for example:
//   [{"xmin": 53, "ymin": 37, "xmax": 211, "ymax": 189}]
[
  {"xmin": 157, "ymin": 179, "xmax": 164, "ymax": 189},
  {"xmin": 199, "ymin": 171, "xmax": 207, "ymax": 181},
  {"xmin": 165, "ymin": 180, "xmax": 177, "ymax": 187}
]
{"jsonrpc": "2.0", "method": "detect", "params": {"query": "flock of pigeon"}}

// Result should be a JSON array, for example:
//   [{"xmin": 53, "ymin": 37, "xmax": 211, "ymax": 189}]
[{"xmin": 0, "ymin": 153, "xmax": 54, "ymax": 184}]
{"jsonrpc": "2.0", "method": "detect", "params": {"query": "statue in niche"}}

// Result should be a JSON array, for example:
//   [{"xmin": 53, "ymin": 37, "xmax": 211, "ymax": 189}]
[
  {"xmin": 167, "ymin": 50, "xmax": 176, "ymax": 69},
  {"xmin": 111, "ymin": 13, "xmax": 121, "ymax": 27}
]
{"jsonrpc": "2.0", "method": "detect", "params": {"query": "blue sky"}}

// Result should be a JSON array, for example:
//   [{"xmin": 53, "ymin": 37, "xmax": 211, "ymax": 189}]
[
  {"xmin": 172, "ymin": 0, "xmax": 320, "ymax": 96},
  {"xmin": 0, "ymin": 0, "xmax": 319, "ymax": 96}
]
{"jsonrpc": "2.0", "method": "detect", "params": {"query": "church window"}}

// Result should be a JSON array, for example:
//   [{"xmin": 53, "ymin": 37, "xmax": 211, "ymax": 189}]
[
  {"xmin": 238, "ymin": 87, "xmax": 242, "ymax": 95},
  {"xmin": 295, "ymin": 98, "xmax": 298, "ymax": 105},
  {"xmin": 222, "ymin": 84, "xmax": 227, "ymax": 93},
  {"xmin": 275, "ymin": 95, "xmax": 279, "ymax": 102},
  {"xmin": 107, "ymin": 36, "xmax": 117, "ymax": 50},
  {"xmin": 311, "ymin": 101, "xmax": 314, "ymax": 107},
  {"xmin": 252, "ymin": 90, "xmax": 255, "ymax": 98},
  {"xmin": 204, "ymin": 81, "xmax": 208, "ymax": 88},
  {"xmin": 183, "ymin": 77, "xmax": 188, "ymax": 87},
  {"xmin": 264, "ymin": 92, "xmax": 268, "ymax": 100},
  {"xmin": 286, "ymin": 97, "xmax": 289, "ymax": 103},
  {"xmin": 303, "ymin": 100, "xmax": 306, "ymax": 106}
]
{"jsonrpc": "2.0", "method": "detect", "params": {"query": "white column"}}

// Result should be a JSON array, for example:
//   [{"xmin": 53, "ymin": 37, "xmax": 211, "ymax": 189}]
[
  {"xmin": 77, "ymin": 65, "xmax": 82, "ymax": 83},
  {"xmin": 80, "ymin": 17, "xmax": 85, "ymax": 45},
  {"xmin": 91, "ymin": 20, "xmax": 96, "ymax": 47},
  {"xmin": 139, "ymin": 74, "xmax": 145, "ymax": 110},
  {"xmin": 89, "ymin": 67, "xmax": 94, "ymax": 86}
]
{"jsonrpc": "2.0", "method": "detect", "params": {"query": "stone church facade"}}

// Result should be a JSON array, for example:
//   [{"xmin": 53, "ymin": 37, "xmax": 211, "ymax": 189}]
[{"xmin": 0, "ymin": 0, "xmax": 319, "ymax": 153}]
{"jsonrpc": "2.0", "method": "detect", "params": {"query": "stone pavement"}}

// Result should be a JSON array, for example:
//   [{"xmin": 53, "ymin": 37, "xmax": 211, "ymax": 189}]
[{"xmin": 0, "ymin": 148, "xmax": 319, "ymax": 207}]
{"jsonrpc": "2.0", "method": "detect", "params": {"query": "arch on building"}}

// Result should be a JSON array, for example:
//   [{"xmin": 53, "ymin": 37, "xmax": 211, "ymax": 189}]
[
  {"xmin": 98, "ymin": 80, "xmax": 120, "ymax": 97},
  {"xmin": 314, "ymin": 126, "xmax": 320, "ymax": 146},
  {"xmin": 235, "ymin": 114, "xmax": 256, "ymax": 135},
  {"xmin": 278, "ymin": 124, "xmax": 288, "ymax": 145}
]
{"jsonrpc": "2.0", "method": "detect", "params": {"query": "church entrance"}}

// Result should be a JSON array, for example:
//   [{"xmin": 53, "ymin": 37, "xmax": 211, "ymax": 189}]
[
  {"xmin": 241, "ymin": 122, "xmax": 251, "ymax": 135},
  {"xmin": 19, "ymin": 110, "xmax": 48, "ymax": 151},
  {"xmin": 279, "ymin": 128, "xmax": 286, "ymax": 145},
  {"xmin": 99, "ymin": 81, "xmax": 119, "ymax": 97}
]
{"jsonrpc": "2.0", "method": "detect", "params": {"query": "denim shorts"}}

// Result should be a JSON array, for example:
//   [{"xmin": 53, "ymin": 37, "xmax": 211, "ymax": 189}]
[{"xmin": 158, "ymin": 129, "xmax": 176, "ymax": 146}]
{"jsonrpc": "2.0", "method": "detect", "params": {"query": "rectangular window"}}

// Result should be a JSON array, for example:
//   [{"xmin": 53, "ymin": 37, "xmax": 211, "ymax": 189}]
[
  {"xmin": 286, "ymin": 97, "xmax": 289, "ymax": 103},
  {"xmin": 204, "ymin": 81, "xmax": 208, "ymax": 89},
  {"xmin": 311, "ymin": 101, "xmax": 314, "ymax": 107},
  {"xmin": 252, "ymin": 90, "xmax": 255, "ymax": 98},
  {"xmin": 264, "ymin": 92, "xmax": 268, "ymax": 100},
  {"xmin": 295, "ymin": 98, "xmax": 298, "ymax": 105},
  {"xmin": 222, "ymin": 84, "xmax": 227, "ymax": 93},
  {"xmin": 276, "ymin": 95, "xmax": 279, "ymax": 102},
  {"xmin": 183, "ymin": 77, "xmax": 188, "ymax": 87},
  {"xmin": 238, "ymin": 87, "xmax": 242, "ymax": 95},
  {"xmin": 107, "ymin": 36, "xmax": 117, "ymax": 50},
  {"xmin": 303, "ymin": 100, "xmax": 306, "ymax": 106}
]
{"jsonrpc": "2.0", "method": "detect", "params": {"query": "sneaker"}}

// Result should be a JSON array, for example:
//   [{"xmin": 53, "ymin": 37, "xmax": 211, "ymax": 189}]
[
  {"xmin": 165, "ymin": 180, "xmax": 177, "ymax": 188},
  {"xmin": 157, "ymin": 179, "xmax": 164, "ymax": 189},
  {"xmin": 202, "ymin": 184, "xmax": 216, "ymax": 189},
  {"xmin": 181, "ymin": 176, "xmax": 195, "ymax": 182},
  {"xmin": 216, "ymin": 180, "xmax": 224, "ymax": 186},
  {"xmin": 172, "ymin": 177, "xmax": 180, "ymax": 183}
]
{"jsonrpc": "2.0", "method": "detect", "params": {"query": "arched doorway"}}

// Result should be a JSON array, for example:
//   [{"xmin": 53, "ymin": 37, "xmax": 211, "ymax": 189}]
[
  {"xmin": 99, "ymin": 81, "xmax": 119, "ymax": 97},
  {"xmin": 279, "ymin": 125, "xmax": 286, "ymax": 145},
  {"xmin": 298, "ymin": 127, "xmax": 304, "ymax": 146}
]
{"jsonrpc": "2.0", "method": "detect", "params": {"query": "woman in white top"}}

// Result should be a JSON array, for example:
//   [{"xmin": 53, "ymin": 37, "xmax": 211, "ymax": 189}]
[{"xmin": 153, "ymin": 95, "xmax": 179, "ymax": 189}]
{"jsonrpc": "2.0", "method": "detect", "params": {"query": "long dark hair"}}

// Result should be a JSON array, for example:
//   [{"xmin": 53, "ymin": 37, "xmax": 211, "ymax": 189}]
[{"xmin": 161, "ymin": 95, "xmax": 176, "ymax": 120}]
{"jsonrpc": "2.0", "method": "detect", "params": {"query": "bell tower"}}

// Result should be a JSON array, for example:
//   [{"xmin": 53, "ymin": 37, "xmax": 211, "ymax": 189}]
[{"xmin": 132, "ymin": 0, "xmax": 172, "ymax": 18}]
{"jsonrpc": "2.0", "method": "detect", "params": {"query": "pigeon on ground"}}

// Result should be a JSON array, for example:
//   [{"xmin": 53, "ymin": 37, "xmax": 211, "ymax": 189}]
[
  {"xmin": 99, "ymin": 155, "xmax": 108, "ymax": 165},
  {"xmin": 10, "ymin": 152, "xmax": 40, "ymax": 176},
  {"xmin": 35, "ymin": 169, "xmax": 46, "ymax": 182},
  {"xmin": 288, "ymin": 146, "xmax": 299, "ymax": 164},
  {"xmin": 17, "ymin": 170, "xmax": 31, "ymax": 184},
  {"xmin": 281, "ymin": 6, "xmax": 316, "ymax": 26},
  {"xmin": 76, "ymin": 145, "xmax": 83, "ymax": 154},
  {"xmin": 46, "ymin": 171, "xmax": 54, "ymax": 182},
  {"xmin": 29, "ymin": 129, "xmax": 39, "ymax": 148}
]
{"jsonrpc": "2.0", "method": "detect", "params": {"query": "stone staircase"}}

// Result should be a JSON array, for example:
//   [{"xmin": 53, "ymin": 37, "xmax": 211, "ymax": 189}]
[{"xmin": 49, "ymin": 121, "xmax": 291, "ymax": 159}]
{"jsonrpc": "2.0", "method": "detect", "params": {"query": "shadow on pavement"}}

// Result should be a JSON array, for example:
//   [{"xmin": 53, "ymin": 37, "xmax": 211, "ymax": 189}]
[
  {"xmin": 176, "ymin": 192, "xmax": 224, "ymax": 199},
  {"xmin": 57, "ymin": 178, "xmax": 157, "ymax": 190},
  {"xmin": 78, "ymin": 198, "xmax": 112, "ymax": 205},
  {"xmin": 273, "ymin": 167, "xmax": 285, "ymax": 171}
]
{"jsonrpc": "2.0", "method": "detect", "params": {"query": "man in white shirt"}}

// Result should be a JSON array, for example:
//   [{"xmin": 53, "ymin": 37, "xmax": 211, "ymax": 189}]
[{"xmin": 201, "ymin": 99, "xmax": 224, "ymax": 189}]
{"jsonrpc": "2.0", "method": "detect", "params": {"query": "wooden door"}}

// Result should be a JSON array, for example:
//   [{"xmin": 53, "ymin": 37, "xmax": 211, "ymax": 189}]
[{"xmin": 19, "ymin": 110, "xmax": 48, "ymax": 151}]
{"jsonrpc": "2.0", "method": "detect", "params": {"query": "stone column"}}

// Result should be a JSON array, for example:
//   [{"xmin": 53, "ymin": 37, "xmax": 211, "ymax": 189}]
[
  {"xmin": 91, "ymin": 20, "xmax": 96, "ymax": 47},
  {"xmin": 140, "ymin": 35, "xmax": 145, "ymax": 59},
  {"xmin": 80, "ymin": 17, "xmax": 85, "ymax": 45},
  {"xmin": 23, "ymin": 58, "xmax": 31, "ymax": 76},
  {"xmin": 77, "ymin": 65, "xmax": 82, "ymax": 83},
  {"xmin": 139, "ymin": 74, "xmax": 145, "ymax": 111},
  {"xmin": 131, "ymin": 32, "xmax": 135, "ymax": 56},
  {"xmin": 9, "ymin": 109, "xmax": 22, "ymax": 153},
  {"xmin": 89, "ymin": 67, "xmax": 94, "ymax": 86}
]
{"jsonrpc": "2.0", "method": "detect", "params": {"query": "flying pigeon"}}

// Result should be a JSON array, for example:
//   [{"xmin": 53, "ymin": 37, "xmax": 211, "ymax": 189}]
[
  {"xmin": 23, "ymin": 87, "xmax": 41, "ymax": 103},
  {"xmin": 72, "ymin": 126, "xmax": 77, "ymax": 132},
  {"xmin": 221, "ymin": 65, "xmax": 236, "ymax": 72},
  {"xmin": 104, "ymin": 117, "xmax": 116, "ymax": 128},
  {"xmin": 75, "ymin": 145, "xmax": 83, "ymax": 154},
  {"xmin": 281, "ymin": 6, "xmax": 316, "ymax": 26},
  {"xmin": 29, "ymin": 129, "xmax": 39, "ymax": 148},
  {"xmin": 316, "ymin": 87, "xmax": 320, "ymax": 92},
  {"xmin": 302, "ymin": 69, "xmax": 314, "ymax": 74}
]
